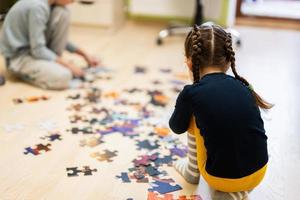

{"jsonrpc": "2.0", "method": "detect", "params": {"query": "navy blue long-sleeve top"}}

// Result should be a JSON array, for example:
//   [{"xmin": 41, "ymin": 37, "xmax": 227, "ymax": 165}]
[{"xmin": 169, "ymin": 73, "xmax": 268, "ymax": 179}]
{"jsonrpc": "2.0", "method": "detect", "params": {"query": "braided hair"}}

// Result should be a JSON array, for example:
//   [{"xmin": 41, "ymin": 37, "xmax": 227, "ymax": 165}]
[{"xmin": 184, "ymin": 23, "xmax": 273, "ymax": 109}]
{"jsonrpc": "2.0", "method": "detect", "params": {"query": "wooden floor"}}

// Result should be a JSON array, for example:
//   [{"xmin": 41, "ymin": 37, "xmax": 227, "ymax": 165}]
[{"xmin": 0, "ymin": 21, "xmax": 300, "ymax": 200}]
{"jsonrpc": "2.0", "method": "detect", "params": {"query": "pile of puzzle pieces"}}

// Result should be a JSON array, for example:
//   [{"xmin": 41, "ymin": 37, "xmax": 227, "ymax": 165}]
[{"xmin": 61, "ymin": 66, "xmax": 193, "ymax": 197}]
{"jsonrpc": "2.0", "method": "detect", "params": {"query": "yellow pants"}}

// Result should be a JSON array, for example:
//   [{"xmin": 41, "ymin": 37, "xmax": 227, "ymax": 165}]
[{"xmin": 188, "ymin": 117, "xmax": 267, "ymax": 192}]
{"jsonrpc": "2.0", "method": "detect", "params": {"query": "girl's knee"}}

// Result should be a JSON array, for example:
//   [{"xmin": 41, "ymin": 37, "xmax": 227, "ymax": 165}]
[{"xmin": 46, "ymin": 68, "xmax": 72, "ymax": 90}]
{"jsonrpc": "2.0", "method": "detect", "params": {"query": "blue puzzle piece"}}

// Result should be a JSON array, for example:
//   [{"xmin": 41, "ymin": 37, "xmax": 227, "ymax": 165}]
[
  {"xmin": 136, "ymin": 140, "xmax": 160, "ymax": 151},
  {"xmin": 24, "ymin": 147, "xmax": 39, "ymax": 155},
  {"xmin": 47, "ymin": 133, "xmax": 62, "ymax": 141},
  {"xmin": 146, "ymin": 166, "xmax": 160, "ymax": 176},
  {"xmin": 154, "ymin": 155, "xmax": 174, "ymax": 167},
  {"xmin": 116, "ymin": 172, "xmax": 131, "ymax": 183},
  {"xmin": 149, "ymin": 180, "xmax": 182, "ymax": 194}
]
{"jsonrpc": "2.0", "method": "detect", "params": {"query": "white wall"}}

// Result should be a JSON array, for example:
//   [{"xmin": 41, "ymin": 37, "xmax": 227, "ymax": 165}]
[{"xmin": 129, "ymin": 0, "xmax": 237, "ymax": 26}]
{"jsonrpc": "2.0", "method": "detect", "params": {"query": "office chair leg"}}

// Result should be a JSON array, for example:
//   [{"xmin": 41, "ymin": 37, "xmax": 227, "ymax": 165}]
[{"xmin": 157, "ymin": 29, "xmax": 170, "ymax": 45}]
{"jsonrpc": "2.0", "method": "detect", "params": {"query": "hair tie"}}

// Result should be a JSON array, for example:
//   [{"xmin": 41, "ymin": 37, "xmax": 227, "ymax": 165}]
[{"xmin": 247, "ymin": 84, "xmax": 254, "ymax": 91}]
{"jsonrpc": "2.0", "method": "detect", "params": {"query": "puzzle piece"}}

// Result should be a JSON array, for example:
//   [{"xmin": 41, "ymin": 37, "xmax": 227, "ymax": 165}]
[
  {"xmin": 133, "ymin": 154, "xmax": 158, "ymax": 167},
  {"xmin": 24, "ymin": 143, "xmax": 51, "ymax": 155},
  {"xmin": 85, "ymin": 88, "xmax": 101, "ymax": 103},
  {"xmin": 136, "ymin": 140, "xmax": 160, "ymax": 151},
  {"xmin": 152, "ymin": 80, "xmax": 162, "ymax": 85},
  {"xmin": 24, "ymin": 147, "xmax": 39, "ymax": 155},
  {"xmin": 90, "ymin": 150, "xmax": 118, "ymax": 162},
  {"xmin": 135, "ymin": 66, "xmax": 146, "ymax": 73},
  {"xmin": 148, "ymin": 90, "xmax": 169, "ymax": 107},
  {"xmin": 90, "ymin": 107, "xmax": 109, "ymax": 114},
  {"xmin": 66, "ymin": 166, "xmax": 97, "ymax": 177},
  {"xmin": 154, "ymin": 155, "xmax": 174, "ymax": 167},
  {"xmin": 68, "ymin": 127, "xmax": 93, "ymax": 134},
  {"xmin": 154, "ymin": 127, "xmax": 170, "ymax": 137},
  {"xmin": 149, "ymin": 180, "xmax": 182, "ymax": 194},
  {"xmin": 67, "ymin": 103, "xmax": 86, "ymax": 112},
  {"xmin": 148, "ymin": 192, "xmax": 203, "ymax": 200},
  {"xmin": 36, "ymin": 143, "xmax": 52, "ymax": 152},
  {"xmin": 146, "ymin": 165, "xmax": 161, "ymax": 177},
  {"xmin": 116, "ymin": 172, "xmax": 131, "ymax": 183},
  {"xmin": 124, "ymin": 88, "xmax": 143, "ymax": 93},
  {"xmin": 170, "ymin": 146, "xmax": 188, "ymax": 158},
  {"xmin": 170, "ymin": 80, "xmax": 185, "ymax": 86},
  {"xmin": 13, "ymin": 95, "xmax": 50, "ymax": 104},
  {"xmin": 104, "ymin": 91, "xmax": 119, "ymax": 99},
  {"xmin": 159, "ymin": 68, "xmax": 172, "ymax": 73},
  {"xmin": 80, "ymin": 136, "xmax": 103, "ymax": 147},
  {"xmin": 41, "ymin": 132, "xmax": 62, "ymax": 142},
  {"xmin": 148, "ymin": 192, "xmax": 173, "ymax": 200},
  {"xmin": 66, "ymin": 94, "xmax": 81, "ymax": 100},
  {"xmin": 69, "ymin": 115, "xmax": 88, "ymax": 123},
  {"xmin": 178, "ymin": 195, "xmax": 203, "ymax": 200}
]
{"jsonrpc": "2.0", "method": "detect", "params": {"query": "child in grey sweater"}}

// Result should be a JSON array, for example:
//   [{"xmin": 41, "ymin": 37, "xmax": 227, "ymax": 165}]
[{"xmin": 0, "ymin": 0, "xmax": 98, "ymax": 90}]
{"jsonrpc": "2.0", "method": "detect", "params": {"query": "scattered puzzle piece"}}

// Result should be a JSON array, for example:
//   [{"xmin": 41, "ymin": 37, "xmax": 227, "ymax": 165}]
[
  {"xmin": 24, "ymin": 147, "xmax": 39, "ymax": 155},
  {"xmin": 41, "ymin": 132, "xmax": 62, "ymax": 142},
  {"xmin": 69, "ymin": 115, "xmax": 88, "ymax": 123},
  {"xmin": 24, "ymin": 143, "xmax": 51, "ymax": 155},
  {"xmin": 149, "ymin": 180, "xmax": 182, "ymax": 194},
  {"xmin": 159, "ymin": 68, "xmax": 172, "ymax": 73},
  {"xmin": 136, "ymin": 140, "xmax": 160, "ymax": 151},
  {"xmin": 13, "ymin": 95, "xmax": 50, "ymax": 104},
  {"xmin": 154, "ymin": 127, "xmax": 170, "ymax": 137},
  {"xmin": 133, "ymin": 154, "xmax": 158, "ymax": 167},
  {"xmin": 90, "ymin": 150, "xmax": 118, "ymax": 162},
  {"xmin": 116, "ymin": 172, "xmax": 131, "ymax": 183},
  {"xmin": 154, "ymin": 155, "xmax": 174, "ymax": 167},
  {"xmin": 68, "ymin": 127, "xmax": 93, "ymax": 134},
  {"xmin": 85, "ymin": 88, "xmax": 101, "ymax": 103},
  {"xmin": 148, "ymin": 192, "xmax": 173, "ymax": 200},
  {"xmin": 170, "ymin": 146, "xmax": 188, "ymax": 158},
  {"xmin": 67, "ymin": 103, "xmax": 86, "ymax": 112},
  {"xmin": 80, "ymin": 136, "xmax": 103, "ymax": 147},
  {"xmin": 135, "ymin": 66, "xmax": 146, "ymax": 73},
  {"xmin": 147, "ymin": 192, "xmax": 203, "ymax": 200},
  {"xmin": 148, "ymin": 91, "xmax": 169, "ymax": 107},
  {"xmin": 66, "ymin": 166, "xmax": 97, "ymax": 177},
  {"xmin": 66, "ymin": 94, "xmax": 81, "ymax": 100}
]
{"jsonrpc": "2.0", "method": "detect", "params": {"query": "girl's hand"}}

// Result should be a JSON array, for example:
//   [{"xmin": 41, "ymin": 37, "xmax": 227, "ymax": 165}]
[
  {"xmin": 68, "ymin": 64, "xmax": 85, "ymax": 77},
  {"xmin": 85, "ymin": 55, "xmax": 100, "ymax": 67}
]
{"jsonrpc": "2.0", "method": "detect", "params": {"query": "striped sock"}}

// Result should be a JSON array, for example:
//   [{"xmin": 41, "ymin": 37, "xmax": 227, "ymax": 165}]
[
  {"xmin": 211, "ymin": 189, "xmax": 249, "ymax": 200},
  {"xmin": 174, "ymin": 133, "xmax": 200, "ymax": 184}
]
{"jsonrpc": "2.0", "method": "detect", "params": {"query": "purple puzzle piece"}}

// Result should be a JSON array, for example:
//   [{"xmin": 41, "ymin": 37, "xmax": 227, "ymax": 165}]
[
  {"xmin": 170, "ymin": 146, "xmax": 188, "ymax": 158},
  {"xmin": 133, "ymin": 154, "xmax": 158, "ymax": 167}
]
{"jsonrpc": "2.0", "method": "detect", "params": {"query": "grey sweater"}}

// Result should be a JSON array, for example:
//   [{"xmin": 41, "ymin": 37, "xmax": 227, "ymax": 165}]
[{"xmin": 0, "ymin": 0, "xmax": 77, "ymax": 60}]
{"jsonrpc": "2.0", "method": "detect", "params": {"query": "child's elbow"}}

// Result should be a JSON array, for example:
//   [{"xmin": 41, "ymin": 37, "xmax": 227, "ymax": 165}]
[{"xmin": 169, "ymin": 121, "xmax": 186, "ymax": 134}]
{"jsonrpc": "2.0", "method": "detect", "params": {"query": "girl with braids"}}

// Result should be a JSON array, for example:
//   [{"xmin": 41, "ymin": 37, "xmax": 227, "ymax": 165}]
[{"xmin": 169, "ymin": 22, "xmax": 273, "ymax": 200}]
